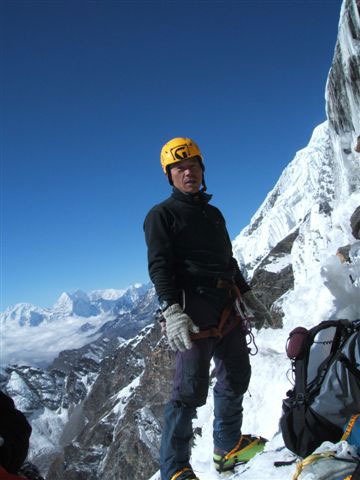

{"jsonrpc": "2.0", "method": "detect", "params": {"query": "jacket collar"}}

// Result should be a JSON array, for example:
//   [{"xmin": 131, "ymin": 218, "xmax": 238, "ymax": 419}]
[{"xmin": 171, "ymin": 188, "xmax": 212, "ymax": 205}]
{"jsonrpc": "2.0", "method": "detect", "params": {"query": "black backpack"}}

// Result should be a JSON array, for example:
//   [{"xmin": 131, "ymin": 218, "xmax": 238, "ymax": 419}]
[
  {"xmin": 0, "ymin": 391, "xmax": 32, "ymax": 473},
  {"xmin": 280, "ymin": 319, "xmax": 360, "ymax": 458}
]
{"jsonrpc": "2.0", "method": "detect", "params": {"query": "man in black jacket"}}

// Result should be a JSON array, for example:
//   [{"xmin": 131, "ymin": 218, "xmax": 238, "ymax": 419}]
[{"xmin": 144, "ymin": 138, "xmax": 272, "ymax": 480}]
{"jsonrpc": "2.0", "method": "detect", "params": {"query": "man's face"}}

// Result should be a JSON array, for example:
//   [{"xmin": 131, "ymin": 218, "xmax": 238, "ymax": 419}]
[{"xmin": 169, "ymin": 157, "xmax": 203, "ymax": 194}]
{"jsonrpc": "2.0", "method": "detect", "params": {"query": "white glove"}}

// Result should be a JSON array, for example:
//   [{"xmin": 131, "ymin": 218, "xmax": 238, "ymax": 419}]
[
  {"xmin": 162, "ymin": 303, "xmax": 199, "ymax": 351},
  {"xmin": 242, "ymin": 290, "xmax": 274, "ymax": 330}
]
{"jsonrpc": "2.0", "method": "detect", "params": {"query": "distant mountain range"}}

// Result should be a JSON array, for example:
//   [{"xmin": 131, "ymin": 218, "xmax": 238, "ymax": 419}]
[
  {"xmin": 1, "ymin": 1, "xmax": 359, "ymax": 479},
  {"xmin": 0, "ymin": 282, "xmax": 156, "ymax": 367}
]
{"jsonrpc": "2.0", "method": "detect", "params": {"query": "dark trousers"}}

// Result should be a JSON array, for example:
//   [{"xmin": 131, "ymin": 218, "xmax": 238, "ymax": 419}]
[{"xmin": 159, "ymin": 322, "xmax": 251, "ymax": 480}]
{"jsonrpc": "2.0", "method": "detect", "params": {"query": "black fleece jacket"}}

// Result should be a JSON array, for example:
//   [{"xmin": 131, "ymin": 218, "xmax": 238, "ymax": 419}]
[{"xmin": 144, "ymin": 188, "xmax": 250, "ymax": 306}]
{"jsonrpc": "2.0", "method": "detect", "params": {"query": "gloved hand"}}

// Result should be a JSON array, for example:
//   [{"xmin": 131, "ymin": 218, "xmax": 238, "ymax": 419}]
[
  {"xmin": 162, "ymin": 303, "xmax": 200, "ymax": 351},
  {"xmin": 242, "ymin": 290, "xmax": 275, "ymax": 330}
]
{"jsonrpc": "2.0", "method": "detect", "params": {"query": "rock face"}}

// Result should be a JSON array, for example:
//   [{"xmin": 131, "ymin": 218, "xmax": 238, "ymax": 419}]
[
  {"xmin": 0, "ymin": 285, "xmax": 159, "ymax": 477},
  {"xmin": 234, "ymin": 0, "xmax": 360, "ymax": 325},
  {"xmin": 46, "ymin": 326, "xmax": 174, "ymax": 480},
  {"xmin": 250, "ymin": 229, "xmax": 298, "ymax": 327},
  {"xmin": 0, "ymin": 336, "xmax": 122, "ymax": 473},
  {"xmin": 327, "ymin": 0, "xmax": 360, "ymax": 138}
]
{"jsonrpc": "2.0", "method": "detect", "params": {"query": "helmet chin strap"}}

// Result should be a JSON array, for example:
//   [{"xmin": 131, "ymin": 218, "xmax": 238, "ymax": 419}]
[{"xmin": 201, "ymin": 174, "xmax": 207, "ymax": 192}]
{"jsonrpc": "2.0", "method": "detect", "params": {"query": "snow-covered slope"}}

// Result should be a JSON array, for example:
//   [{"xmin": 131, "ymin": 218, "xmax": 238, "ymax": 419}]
[
  {"xmin": 184, "ymin": 1, "xmax": 360, "ymax": 478},
  {"xmin": 233, "ymin": 121, "xmax": 335, "ymax": 275},
  {"xmin": 233, "ymin": 0, "xmax": 360, "ymax": 286}
]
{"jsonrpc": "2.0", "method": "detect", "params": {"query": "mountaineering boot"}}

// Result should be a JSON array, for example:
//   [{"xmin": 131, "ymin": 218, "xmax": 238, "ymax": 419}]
[
  {"xmin": 170, "ymin": 466, "xmax": 199, "ymax": 480},
  {"xmin": 213, "ymin": 434, "xmax": 267, "ymax": 472}
]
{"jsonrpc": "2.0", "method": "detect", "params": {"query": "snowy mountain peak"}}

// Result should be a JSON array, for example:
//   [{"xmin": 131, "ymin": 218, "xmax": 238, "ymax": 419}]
[
  {"xmin": 1, "ymin": 303, "xmax": 49, "ymax": 328},
  {"xmin": 53, "ymin": 289, "xmax": 96, "ymax": 317},
  {"xmin": 0, "ymin": 283, "xmax": 156, "ymax": 367},
  {"xmin": 89, "ymin": 288, "xmax": 126, "ymax": 301},
  {"xmin": 232, "ymin": 121, "xmax": 336, "ymax": 278},
  {"xmin": 233, "ymin": 0, "xmax": 360, "ymax": 282}
]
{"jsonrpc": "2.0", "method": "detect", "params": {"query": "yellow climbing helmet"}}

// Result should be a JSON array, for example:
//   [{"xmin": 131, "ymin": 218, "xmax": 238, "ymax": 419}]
[{"xmin": 160, "ymin": 137, "xmax": 204, "ymax": 174}]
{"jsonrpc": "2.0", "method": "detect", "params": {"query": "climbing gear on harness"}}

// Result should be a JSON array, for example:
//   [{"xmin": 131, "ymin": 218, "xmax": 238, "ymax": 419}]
[
  {"xmin": 157, "ymin": 284, "xmax": 258, "ymax": 354},
  {"xmin": 189, "ymin": 285, "xmax": 258, "ymax": 351},
  {"xmin": 241, "ymin": 290, "xmax": 274, "ymax": 329},
  {"xmin": 189, "ymin": 298, "xmax": 246, "ymax": 340},
  {"xmin": 213, "ymin": 434, "xmax": 268, "ymax": 472}
]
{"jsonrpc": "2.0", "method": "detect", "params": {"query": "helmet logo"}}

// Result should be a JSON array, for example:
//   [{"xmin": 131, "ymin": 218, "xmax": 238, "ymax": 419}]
[{"xmin": 171, "ymin": 144, "xmax": 190, "ymax": 161}]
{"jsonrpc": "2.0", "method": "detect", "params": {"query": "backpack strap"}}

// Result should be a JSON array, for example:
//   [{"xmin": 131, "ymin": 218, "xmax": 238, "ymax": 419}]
[
  {"xmin": 351, "ymin": 461, "xmax": 360, "ymax": 480},
  {"xmin": 339, "ymin": 354, "xmax": 360, "ymax": 381}
]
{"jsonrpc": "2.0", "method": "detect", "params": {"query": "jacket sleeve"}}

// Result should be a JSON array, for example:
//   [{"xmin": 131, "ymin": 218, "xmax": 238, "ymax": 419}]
[
  {"xmin": 230, "ymin": 257, "xmax": 251, "ymax": 294},
  {"xmin": 143, "ymin": 207, "xmax": 179, "ymax": 306},
  {"xmin": 219, "ymin": 213, "xmax": 251, "ymax": 294}
]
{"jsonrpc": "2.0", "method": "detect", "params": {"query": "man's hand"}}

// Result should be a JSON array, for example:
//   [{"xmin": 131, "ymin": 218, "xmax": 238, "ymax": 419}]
[
  {"xmin": 162, "ymin": 303, "xmax": 200, "ymax": 351},
  {"xmin": 242, "ymin": 290, "xmax": 278, "ymax": 330}
]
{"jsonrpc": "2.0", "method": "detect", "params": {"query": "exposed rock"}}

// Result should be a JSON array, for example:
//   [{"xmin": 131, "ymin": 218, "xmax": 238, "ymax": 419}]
[
  {"xmin": 46, "ymin": 325, "xmax": 174, "ymax": 480},
  {"xmin": 250, "ymin": 229, "xmax": 298, "ymax": 326}
]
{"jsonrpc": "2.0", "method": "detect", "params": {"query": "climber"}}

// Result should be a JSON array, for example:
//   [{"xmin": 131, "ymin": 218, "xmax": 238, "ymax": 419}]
[
  {"xmin": 354, "ymin": 135, "xmax": 360, "ymax": 153},
  {"xmin": 336, "ymin": 245, "xmax": 351, "ymax": 264},
  {"xmin": 144, "ymin": 137, "xmax": 276, "ymax": 480},
  {"xmin": 351, "ymin": 206, "xmax": 360, "ymax": 240}
]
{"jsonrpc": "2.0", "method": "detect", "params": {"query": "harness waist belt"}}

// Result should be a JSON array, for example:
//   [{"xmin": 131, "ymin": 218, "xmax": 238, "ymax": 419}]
[{"xmin": 178, "ymin": 276, "xmax": 235, "ymax": 290}]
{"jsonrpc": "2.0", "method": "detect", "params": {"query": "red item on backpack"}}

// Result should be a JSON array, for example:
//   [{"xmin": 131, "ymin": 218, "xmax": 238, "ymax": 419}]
[{"xmin": 0, "ymin": 466, "xmax": 24, "ymax": 479}]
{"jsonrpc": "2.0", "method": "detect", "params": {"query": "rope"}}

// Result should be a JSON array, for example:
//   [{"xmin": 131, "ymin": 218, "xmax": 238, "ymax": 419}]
[
  {"xmin": 292, "ymin": 451, "xmax": 337, "ymax": 480},
  {"xmin": 170, "ymin": 467, "xmax": 196, "ymax": 480},
  {"xmin": 342, "ymin": 414, "xmax": 360, "ymax": 441}
]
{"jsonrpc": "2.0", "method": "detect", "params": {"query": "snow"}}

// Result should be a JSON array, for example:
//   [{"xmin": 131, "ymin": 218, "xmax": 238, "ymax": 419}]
[
  {"xmin": 6, "ymin": 371, "xmax": 38, "ymax": 413},
  {"xmin": 0, "ymin": 283, "xmax": 152, "ymax": 367},
  {"xmin": 146, "ymin": 210, "xmax": 360, "ymax": 480},
  {"xmin": 112, "ymin": 374, "xmax": 141, "ymax": 418},
  {"xmin": 233, "ymin": 121, "xmax": 333, "ymax": 277},
  {"xmin": 173, "ymin": 329, "xmax": 294, "ymax": 479},
  {"xmin": 148, "ymin": 230, "xmax": 360, "ymax": 479},
  {"xmin": 89, "ymin": 288, "xmax": 126, "ymax": 301},
  {"xmin": 1, "ymin": 0, "xmax": 359, "ymax": 477},
  {"xmin": 149, "ymin": 1, "xmax": 360, "ymax": 478},
  {"xmin": 1, "ymin": 312, "xmax": 104, "ymax": 367},
  {"xmin": 262, "ymin": 254, "xmax": 290, "ymax": 273},
  {"xmin": 29, "ymin": 407, "xmax": 69, "ymax": 456}
]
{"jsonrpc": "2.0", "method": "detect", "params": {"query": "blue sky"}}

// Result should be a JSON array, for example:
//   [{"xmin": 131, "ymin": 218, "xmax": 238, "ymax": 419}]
[{"xmin": 1, "ymin": 0, "xmax": 341, "ymax": 310}]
